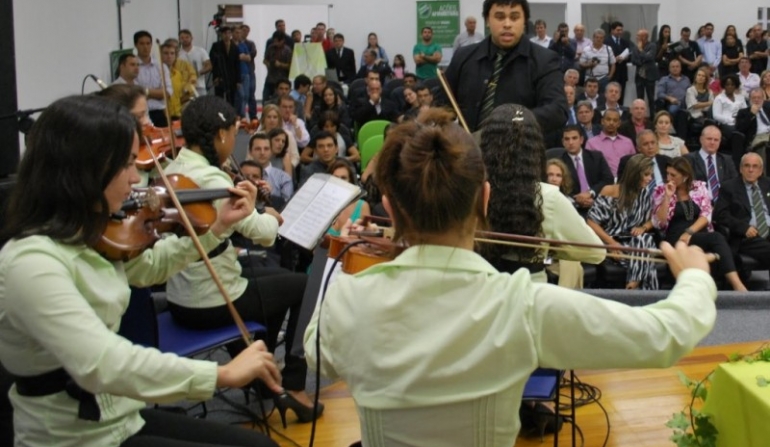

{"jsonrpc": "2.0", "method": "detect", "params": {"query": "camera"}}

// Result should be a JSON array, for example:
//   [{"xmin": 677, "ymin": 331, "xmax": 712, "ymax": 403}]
[{"xmin": 591, "ymin": 57, "xmax": 600, "ymax": 63}]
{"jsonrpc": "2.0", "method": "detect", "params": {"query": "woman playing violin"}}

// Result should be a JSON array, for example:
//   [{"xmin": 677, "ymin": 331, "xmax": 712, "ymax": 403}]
[
  {"xmin": 480, "ymin": 104, "xmax": 605, "ymax": 281},
  {"xmin": 162, "ymin": 95, "xmax": 323, "ymax": 425},
  {"xmin": 0, "ymin": 95, "xmax": 280, "ymax": 447},
  {"xmin": 305, "ymin": 107, "xmax": 717, "ymax": 447}
]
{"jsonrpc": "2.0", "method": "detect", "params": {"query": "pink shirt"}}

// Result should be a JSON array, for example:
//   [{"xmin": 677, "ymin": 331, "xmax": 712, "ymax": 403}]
[
  {"xmin": 651, "ymin": 181, "xmax": 714, "ymax": 233},
  {"xmin": 585, "ymin": 132, "xmax": 636, "ymax": 178}
]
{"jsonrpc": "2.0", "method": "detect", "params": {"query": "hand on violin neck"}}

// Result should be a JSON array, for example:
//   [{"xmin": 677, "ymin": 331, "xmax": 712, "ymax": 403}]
[{"xmin": 210, "ymin": 181, "xmax": 258, "ymax": 237}]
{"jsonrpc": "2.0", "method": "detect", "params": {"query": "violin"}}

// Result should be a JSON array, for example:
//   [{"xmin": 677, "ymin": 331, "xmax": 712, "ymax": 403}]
[
  {"xmin": 96, "ymin": 174, "xmax": 232, "ymax": 261},
  {"xmin": 136, "ymin": 122, "xmax": 185, "ymax": 171},
  {"xmin": 222, "ymin": 156, "xmax": 272, "ymax": 207}
]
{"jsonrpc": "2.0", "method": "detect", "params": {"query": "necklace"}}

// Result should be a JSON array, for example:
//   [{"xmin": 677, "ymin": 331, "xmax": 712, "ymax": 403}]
[{"xmin": 681, "ymin": 199, "xmax": 695, "ymax": 221}]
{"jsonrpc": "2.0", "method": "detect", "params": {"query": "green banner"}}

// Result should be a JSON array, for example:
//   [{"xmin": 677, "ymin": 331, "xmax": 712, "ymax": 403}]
[{"xmin": 416, "ymin": 1, "xmax": 460, "ymax": 47}]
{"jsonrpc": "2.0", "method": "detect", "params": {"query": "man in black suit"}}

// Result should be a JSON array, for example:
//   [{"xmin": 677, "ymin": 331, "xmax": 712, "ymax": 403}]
[
  {"xmin": 605, "ymin": 21, "xmax": 630, "ymax": 105},
  {"xmin": 350, "ymin": 80, "xmax": 399, "ymax": 127},
  {"xmin": 685, "ymin": 125, "xmax": 739, "ymax": 202},
  {"xmin": 617, "ymin": 130, "xmax": 669, "ymax": 186},
  {"xmin": 714, "ymin": 152, "xmax": 770, "ymax": 267},
  {"xmin": 592, "ymin": 81, "xmax": 629, "ymax": 124},
  {"xmin": 575, "ymin": 101, "xmax": 602, "ymax": 145},
  {"xmin": 559, "ymin": 125, "xmax": 614, "ymax": 215},
  {"xmin": 325, "ymin": 33, "xmax": 357, "ymax": 84},
  {"xmin": 356, "ymin": 49, "xmax": 392, "ymax": 85},
  {"xmin": 576, "ymin": 77, "xmax": 605, "ymax": 111}
]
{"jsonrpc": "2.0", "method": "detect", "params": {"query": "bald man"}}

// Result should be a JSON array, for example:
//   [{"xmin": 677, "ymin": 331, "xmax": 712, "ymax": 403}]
[{"xmin": 452, "ymin": 16, "xmax": 484, "ymax": 51}]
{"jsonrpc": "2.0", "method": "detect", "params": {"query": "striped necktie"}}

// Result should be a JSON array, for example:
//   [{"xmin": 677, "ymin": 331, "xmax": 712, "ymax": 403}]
[
  {"xmin": 707, "ymin": 155, "xmax": 720, "ymax": 201},
  {"xmin": 752, "ymin": 184, "xmax": 769, "ymax": 238},
  {"xmin": 479, "ymin": 50, "xmax": 506, "ymax": 124}
]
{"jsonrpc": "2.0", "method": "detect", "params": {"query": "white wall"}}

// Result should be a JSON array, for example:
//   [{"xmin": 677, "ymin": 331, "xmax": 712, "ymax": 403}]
[{"xmin": 14, "ymin": 0, "xmax": 769, "ymax": 111}]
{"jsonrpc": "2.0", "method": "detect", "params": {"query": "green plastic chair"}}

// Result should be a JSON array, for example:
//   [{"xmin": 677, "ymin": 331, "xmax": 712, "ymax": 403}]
[
  {"xmin": 361, "ymin": 135, "xmax": 384, "ymax": 171},
  {"xmin": 356, "ymin": 120, "xmax": 390, "ymax": 148}
]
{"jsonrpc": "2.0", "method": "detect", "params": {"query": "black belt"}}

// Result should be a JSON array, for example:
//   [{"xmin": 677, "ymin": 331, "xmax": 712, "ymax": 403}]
[
  {"xmin": 495, "ymin": 258, "xmax": 546, "ymax": 274},
  {"xmin": 14, "ymin": 368, "xmax": 100, "ymax": 421},
  {"xmin": 206, "ymin": 239, "xmax": 230, "ymax": 259}
]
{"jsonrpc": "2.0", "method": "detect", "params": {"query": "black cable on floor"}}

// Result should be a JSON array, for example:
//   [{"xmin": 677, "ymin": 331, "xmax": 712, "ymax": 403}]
[{"xmin": 557, "ymin": 373, "xmax": 610, "ymax": 447}]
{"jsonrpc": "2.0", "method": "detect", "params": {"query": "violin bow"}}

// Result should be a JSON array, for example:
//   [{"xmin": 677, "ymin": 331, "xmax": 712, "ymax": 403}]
[
  {"xmin": 155, "ymin": 39, "xmax": 178, "ymax": 159},
  {"xmin": 436, "ymin": 69, "xmax": 470, "ymax": 133},
  {"xmin": 144, "ymin": 135, "xmax": 253, "ymax": 346}
]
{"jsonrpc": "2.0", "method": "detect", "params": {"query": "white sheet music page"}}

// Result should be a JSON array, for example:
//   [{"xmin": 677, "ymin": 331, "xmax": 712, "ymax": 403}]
[{"xmin": 278, "ymin": 173, "xmax": 361, "ymax": 250}]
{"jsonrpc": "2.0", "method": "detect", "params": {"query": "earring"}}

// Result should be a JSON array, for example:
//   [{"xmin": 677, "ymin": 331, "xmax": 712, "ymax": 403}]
[{"xmin": 221, "ymin": 138, "xmax": 225, "ymax": 144}]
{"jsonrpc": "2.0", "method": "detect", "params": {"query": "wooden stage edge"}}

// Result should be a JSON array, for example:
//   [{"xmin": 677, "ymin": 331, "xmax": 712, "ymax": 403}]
[{"xmin": 262, "ymin": 341, "xmax": 769, "ymax": 447}]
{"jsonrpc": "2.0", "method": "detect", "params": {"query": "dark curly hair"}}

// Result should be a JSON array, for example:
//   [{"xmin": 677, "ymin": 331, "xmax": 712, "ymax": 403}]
[
  {"xmin": 479, "ymin": 104, "xmax": 546, "ymax": 264},
  {"xmin": 181, "ymin": 95, "xmax": 237, "ymax": 167},
  {"xmin": 1, "ymin": 95, "xmax": 136, "ymax": 247}
]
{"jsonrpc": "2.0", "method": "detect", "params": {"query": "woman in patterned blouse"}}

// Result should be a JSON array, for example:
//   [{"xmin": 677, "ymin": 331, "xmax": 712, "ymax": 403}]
[
  {"xmin": 587, "ymin": 154, "xmax": 658, "ymax": 289},
  {"xmin": 652, "ymin": 157, "xmax": 747, "ymax": 291}
]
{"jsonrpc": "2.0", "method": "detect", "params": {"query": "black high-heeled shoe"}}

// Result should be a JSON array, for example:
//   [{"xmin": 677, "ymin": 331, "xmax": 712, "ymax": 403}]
[{"xmin": 273, "ymin": 392, "xmax": 325, "ymax": 428}]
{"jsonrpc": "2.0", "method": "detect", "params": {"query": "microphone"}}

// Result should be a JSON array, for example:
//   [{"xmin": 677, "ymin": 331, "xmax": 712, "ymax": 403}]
[{"xmin": 89, "ymin": 74, "xmax": 109, "ymax": 90}]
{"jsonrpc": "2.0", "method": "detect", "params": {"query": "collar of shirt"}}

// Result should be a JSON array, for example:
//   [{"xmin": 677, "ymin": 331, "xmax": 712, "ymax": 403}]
[
  {"xmin": 356, "ymin": 245, "xmax": 498, "ymax": 277},
  {"xmin": 600, "ymin": 132, "xmax": 618, "ymax": 141},
  {"xmin": 698, "ymin": 148, "xmax": 716, "ymax": 163},
  {"xmin": 481, "ymin": 36, "xmax": 528, "ymax": 62}
]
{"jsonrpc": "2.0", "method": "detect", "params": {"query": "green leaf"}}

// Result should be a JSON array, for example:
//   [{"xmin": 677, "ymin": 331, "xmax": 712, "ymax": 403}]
[
  {"xmin": 678, "ymin": 371, "xmax": 694, "ymax": 388},
  {"xmin": 728, "ymin": 352, "xmax": 743, "ymax": 362},
  {"xmin": 666, "ymin": 412, "xmax": 692, "ymax": 431}
]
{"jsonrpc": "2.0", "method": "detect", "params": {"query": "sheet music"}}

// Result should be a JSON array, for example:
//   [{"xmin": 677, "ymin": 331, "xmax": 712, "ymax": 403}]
[{"xmin": 279, "ymin": 173, "xmax": 362, "ymax": 250}]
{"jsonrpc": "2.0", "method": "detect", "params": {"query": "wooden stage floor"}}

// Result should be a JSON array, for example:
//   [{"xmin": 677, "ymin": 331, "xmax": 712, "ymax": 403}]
[{"xmin": 261, "ymin": 341, "xmax": 767, "ymax": 447}]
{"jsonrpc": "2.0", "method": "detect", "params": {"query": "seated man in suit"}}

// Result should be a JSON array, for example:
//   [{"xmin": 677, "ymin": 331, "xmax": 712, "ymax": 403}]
[
  {"xmin": 356, "ymin": 49, "xmax": 393, "ymax": 85},
  {"xmin": 350, "ymin": 80, "xmax": 399, "ymax": 127},
  {"xmin": 586, "ymin": 109, "xmax": 636, "ymax": 178},
  {"xmin": 735, "ymin": 88, "xmax": 770, "ymax": 171},
  {"xmin": 685, "ymin": 125, "xmax": 738, "ymax": 202},
  {"xmin": 617, "ymin": 130, "xmax": 669, "ymax": 190},
  {"xmin": 618, "ymin": 99, "xmax": 654, "ymax": 148},
  {"xmin": 576, "ymin": 77, "xmax": 605, "ymax": 111},
  {"xmin": 576, "ymin": 100, "xmax": 602, "ymax": 144},
  {"xmin": 714, "ymin": 152, "xmax": 770, "ymax": 268},
  {"xmin": 593, "ymin": 82, "xmax": 629, "ymax": 124},
  {"xmin": 325, "ymin": 33, "xmax": 357, "ymax": 84},
  {"xmin": 560, "ymin": 125, "xmax": 614, "ymax": 215}
]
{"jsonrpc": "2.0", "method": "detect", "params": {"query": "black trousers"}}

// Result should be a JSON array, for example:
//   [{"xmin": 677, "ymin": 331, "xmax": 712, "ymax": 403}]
[
  {"xmin": 121, "ymin": 408, "xmax": 277, "ymax": 447},
  {"xmin": 168, "ymin": 268, "xmax": 309, "ymax": 391},
  {"xmin": 667, "ymin": 231, "xmax": 738, "ymax": 274},
  {"xmin": 739, "ymin": 236, "xmax": 770, "ymax": 267}
]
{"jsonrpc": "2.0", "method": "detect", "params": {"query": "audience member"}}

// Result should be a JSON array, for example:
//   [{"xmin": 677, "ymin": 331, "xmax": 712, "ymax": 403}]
[
  {"xmin": 656, "ymin": 59, "xmax": 691, "ymax": 115},
  {"xmin": 618, "ymin": 99, "xmax": 653, "ymax": 147},
  {"xmin": 586, "ymin": 109, "xmax": 636, "ymax": 178},
  {"xmin": 258, "ymin": 104, "xmax": 300, "ymax": 169},
  {"xmin": 698, "ymin": 23, "xmax": 721, "ymax": 77},
  {"xmin": 575, "ymin": 100, "xmax": 601, "ymax": 142},
  {"xmin": 606, "ymin": 21, "xmax": 631, "ymax": 103},
  {"xmin": 560, "ymin": 125, "xmax": 614, "ymax": 214},
  {"xmin": 549, "ymin": 24, "xmax": 576, "ymax": 73},
  {"xmin": 134, "ymin": 30, "xmax": 173, "ymax": 127},
  {"xmin": 656, "ymin": 25, "xmax": 673, "ymax": 77},
  {"xmin": 735, "ymin": 87, "xmax": 770, "ymax": 166},
  {"xmin": 305, "ymin": 111, "xmax": 359, "ymax": 165},
  {"xmin": 530, "ymin": 19, "xmax": 552, "ymax": 48},
  {"xmin": 279, "ymin": 95, "xmax": 310, "ymax": 149},
  {"xmin": 452, "ymin": 16, "xmax": 484, "ymax": 51},
  {"xmin": 357, "ymin": 49, "xmax": 393, "ymax": 84},
  {"xmin": 738, "ymin": 57, "xmax": 761, "ymax": 94},
  {"xmin": 209, "ymin": 27, "xmax": 240, "ymax": 110},
  {"xmin": 325, "ymin": 33, "xmax": 357, "ymax": 84},
  {"xmin": 247, "ymin": 132, "xmax": 293, "ymax": 206},
  {"xmin": 262, "ymin": 31, "xmax": 292, "ymax": 101},
  {"xmin": 240, "ymin": 25, "xmax": 259, "ymax": 119},
  {"xmin": 413, "ymin": 26, "xmax": 442, "ymax": 80},
  {"xmin": 577, "ymin": 77, "xmax": 605, "ymax": 111},
  {"xmin": 654, "ymin": 110, "xmax": 688, "ymax": 158},
  {"xmin": 351, "ymin": 80, "xmax": 399, "ymax": 126},
  {"xmin": 652, "ymin": 156, "xmax": 747, "ymax": 290},
  {"xmin": 588, "ymin": 154, "xmax": 658, "ymax": 289},
  {"xmin": 326, "ymin": 160, "xmax": 370, "ymax": 236},
  {"xmin": 113, "ymin": 53, "xmax": 140, "ymax": 85},
  {"xmin": 289, "ymin": 75, "xmax": 312, "ymax": 120},
  {"xmin": 617, "ymin": 130, "xmax": 670, "ymax": 189},
  {"xmin": 299, "ymin": 131, "xmax": 341, "ymax": 186},
  {"xmin": 685, "ymin": 67, "xmax": 715, "ymax": 122},
  {"xmin": 677, "ymin": 27, "xmax": 704, "ymax": 81},
  {"xmin": 712, "ymin": 74, "xmax": 748, "ymax": 134},
  {"xmin": 266, "ymin": 127, "xmax": 294, "ymax": 179},
  {"xmin": 746, "ymin": 24, "xmax": 769, "ymax": 75},
  {"xmin": 178, "ymin": 29, "xmax": 212, "ymax": 97},
  {"xmin": 684, "ymin": 125, "xmax": 738, "ymax": 201},
  {"xmin": 392, "ymin": 54, "xmax": 407, "ymax": 79},
  {"xmin": 581, "ymin": 29, "xmax": 615, "ymax": 93},
  {"xmin": 160, "ymin": 42, "xmax": 195, "ymax": 119},
  {"xmin": 714, "ymin": 152, "xmax": 770, "ymax": 268},
  {"xmin": 720, "ymin": 34, "xmax": 743, "ymax": 78},
  {"xmin": 308, "ymin": 86, "xmax": 351, "ymax": 130},
  {"xmin": 593, "ymin": 82, "xmax": 628, "ymax": 123},
  {"xmin": 631, "ymin": 28, "xmax": 659, "ymax": 116},
  {"xmin": 360, "ymin": 32, "xmax": 389, "ymax": 67}
]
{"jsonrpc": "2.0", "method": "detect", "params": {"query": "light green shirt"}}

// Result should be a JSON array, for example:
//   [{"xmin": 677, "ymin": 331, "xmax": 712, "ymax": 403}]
[
  {"xmin": 163, "ymin": 148, "xmax": 279, "ymax": 308},
  {"xmin": 305, "ymin": 245, "xmax": 717, "ymax": 447},
  {"xmin": 0, "ymin": 231, "xmax": 224, "ymax": 447}
]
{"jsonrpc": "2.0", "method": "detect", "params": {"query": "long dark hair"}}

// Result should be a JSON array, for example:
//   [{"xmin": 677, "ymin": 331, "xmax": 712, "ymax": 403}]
[
  {"xmin": 0, "ymin": 95, "xmax": 136, "ymax": 247},
  {"xmin": 375, "ymin": 108, "xmax": 487, "ymax": 243},
  {"xmin": 480, "ymin": 104, "xmax": 545, "ymax": 263},
  {"xmin": 181, "ymin": 95, "xmax": 237, "ymax": 167},
  {"xmin": 617, "ymin": 154, "xmax": 653, "ymax": 213},
  {"xmin": 657, "ymin": 25, "xmax": 670, "ymax": 45}
]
